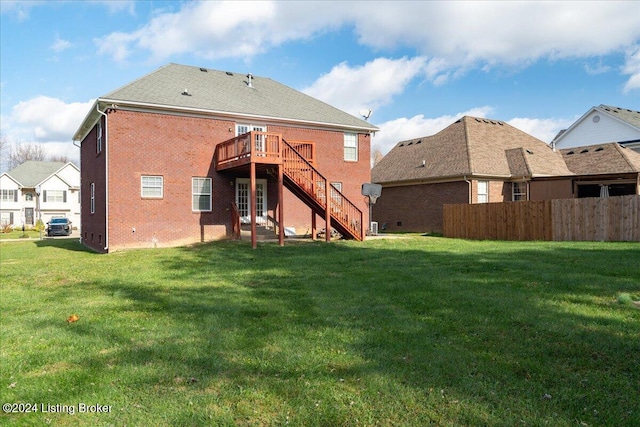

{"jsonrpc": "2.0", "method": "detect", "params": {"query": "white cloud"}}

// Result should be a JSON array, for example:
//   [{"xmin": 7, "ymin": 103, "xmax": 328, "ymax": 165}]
[
  {"xmin": 622, "ymin": 45, "xmax": 640, "ymax": 93},
  {"xmin": 302, "ymin": 57, "xmax": 427, "ymax": 116},
  {"xmin": 92, "ymin": 1, "xmax": 640, "ymax": 89},
  {"xmin": 51, "ymin": 35, "xmax": 71, "ymax": 53},
  {"xmin": 373, "ymin": 106, "xmax": 495, "ymax": 156},
  {"xmin": 7, "ymin": 96, "xmax": 94, "ymax": 142},
  {"xmin": 507, "ymin": 117, "xmax": 576, "ymax": 144}
]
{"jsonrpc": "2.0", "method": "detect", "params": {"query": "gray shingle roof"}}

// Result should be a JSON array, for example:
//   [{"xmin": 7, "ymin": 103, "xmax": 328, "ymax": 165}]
[
  {"xmin": 599, "ymin": 104, "xmax": 640, "ymax": 129},
  {"xmin": 372, "ymin": 116, "xmax": 573, "ymax": 185},
  {"xmin": 561, "ymin": 142, "xmax": 640, "ymax": 174},
  {"xmin": 5, "ymin": 161, "xmax": 66, "ymax": 187},
  {"xmin": 75, "ymin": 63, "xmax": 377, "ymax": 141}
]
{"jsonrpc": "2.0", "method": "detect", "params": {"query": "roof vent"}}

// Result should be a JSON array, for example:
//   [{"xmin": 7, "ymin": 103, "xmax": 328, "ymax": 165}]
[
  {"xmin": 416, "ymin": 140, "xmax": 422, "ymax": 144},
  {"xmin": 226, "ymin": 71, "xmax": 233, "ymax": 76},
  {"xmin": 566, "ymin": 151, "xmax": 575, "ymax": 155},
  {"xmin": 182, "ymin": 89, "xmax": 191, "ymax": 96},
  {"xmin": 595, "ymin": 147, "xmax": 604, "ymax": 152},
  {"xmin": 580, "ymin": 149, "xmax": 589, "ymax": 153},
  {"xmin": 526, "ymin": 149, "xmax": 533, "ymax": 154},
  {"xmin": 247, "ymin": 73, "xmax": 253, "ymax": 88},
  {"xmin": 199, "ymin": 67, "xmax": 207, "ymax": 72}
]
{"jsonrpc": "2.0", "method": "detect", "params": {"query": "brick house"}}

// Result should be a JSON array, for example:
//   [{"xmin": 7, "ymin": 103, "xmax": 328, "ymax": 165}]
[
  {"xmin": 73, "ymin": 63, "xmax": 378, "ymax": 252},
  {"xmin": 560, "ymin": 142, "xmax": 640, "ymax": 197},
  {"xmin": 0, "ymin": 161, "xmax": 80, "ymax": 229},
  {"xmin": 371, "ymin": 116, "xmax": 574, "ymax": 233}
]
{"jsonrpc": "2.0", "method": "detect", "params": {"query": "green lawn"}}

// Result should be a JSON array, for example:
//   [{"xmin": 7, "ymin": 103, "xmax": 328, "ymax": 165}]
[{"xmin": 1, "ymin": 236, "xmax": 639, "ymax": 426}]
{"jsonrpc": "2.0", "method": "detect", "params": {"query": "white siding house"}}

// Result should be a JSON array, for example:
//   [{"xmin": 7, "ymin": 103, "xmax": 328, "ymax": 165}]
[
  {"xmin": 552, "ymin": 105, "xmax": 640, "ymax": 153},
  {"xmin": 0, "ymin": 161, "xmax": 80, "ymax": 229}
]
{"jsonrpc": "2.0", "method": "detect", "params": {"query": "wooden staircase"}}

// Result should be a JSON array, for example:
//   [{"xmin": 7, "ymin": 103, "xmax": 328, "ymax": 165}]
[
  {"xmin": 216, "ymin": 132, "xmax": 363, "ymax": 242},
  {"xmin": 281, "ymin": 139, "xmax": 363, "ymax": 240}
]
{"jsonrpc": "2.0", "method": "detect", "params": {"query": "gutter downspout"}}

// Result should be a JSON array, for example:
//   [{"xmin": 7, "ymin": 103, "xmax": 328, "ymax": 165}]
[
  {"xmin": 72, "ymin": 139, "xmax": 82, "ymax": 244},
  {"xmin": 96, "ymin": 104, "xmax": 109, "ymax": 252},
  {"xmin": 464, "ymin": 176, "xmax": 472, "ymax": 203}
]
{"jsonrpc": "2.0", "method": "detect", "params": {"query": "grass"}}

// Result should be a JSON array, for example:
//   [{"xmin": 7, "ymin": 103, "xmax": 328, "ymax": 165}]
[
  {"xmin": 1, "ymin": 236, "xmax": 639, "ymax": 426},
  {"xmin": 0, "ymin": 230, "xmax": 42, "ymax": 240}
]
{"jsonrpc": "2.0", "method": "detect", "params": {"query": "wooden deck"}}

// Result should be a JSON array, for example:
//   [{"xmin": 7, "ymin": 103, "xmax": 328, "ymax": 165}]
[{"xmin": 215, "ymin": 132, "xmax": 363, "ymax": 247}]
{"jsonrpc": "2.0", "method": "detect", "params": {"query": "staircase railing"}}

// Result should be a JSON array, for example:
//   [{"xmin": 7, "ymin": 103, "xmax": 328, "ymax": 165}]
[
  {"xmin": 282, "ymin": 139, "xmax": 362, "ymax": 240},
  {"xmin": 230, "ymin": 202, "xmax": 241, "ymax": 240}
]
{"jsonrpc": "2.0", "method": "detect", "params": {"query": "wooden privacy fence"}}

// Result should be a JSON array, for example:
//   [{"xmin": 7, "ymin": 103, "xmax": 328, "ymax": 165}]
[{"xmin": 443, "ymin": 195, "xmax": 640, "ymax": 242}]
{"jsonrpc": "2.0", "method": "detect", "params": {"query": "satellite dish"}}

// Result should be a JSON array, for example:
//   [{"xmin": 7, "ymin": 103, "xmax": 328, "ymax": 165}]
[{"xmin": 360, "ymin": 109, "xmax": 372, "ymax": 120}]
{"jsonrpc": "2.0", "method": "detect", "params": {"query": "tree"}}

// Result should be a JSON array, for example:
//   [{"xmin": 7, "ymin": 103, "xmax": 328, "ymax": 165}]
[
  {"xmin": 0, "ymin": 134, "xmax": 9, "ymax": 173},
  {"xmin": 49, "ymin": 154, "xmax": 73, "ymax": 164},
  {"xmin": 7, "ymin": 142, "xmax": 47, "ymax": 170}
]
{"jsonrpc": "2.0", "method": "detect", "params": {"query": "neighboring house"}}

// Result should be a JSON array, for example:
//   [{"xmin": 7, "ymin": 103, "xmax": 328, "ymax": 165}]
[
  {"xmin": 560, "ymin": 142, "xmax": 640, "ymax": 197},
  {"xmin": 0, "ymin": 161, "xmax": 80, "ymax": 229},
  {"xmin": 73, "ymin": 63, "xmax": 378, "ymax": 252},
  {"xmin": 552, "ymin": 105, "xmax": 640, "ymax": 153},
  {"xmin": 371, "ymin": 116, "xmax": 574, "ymax": 233}
]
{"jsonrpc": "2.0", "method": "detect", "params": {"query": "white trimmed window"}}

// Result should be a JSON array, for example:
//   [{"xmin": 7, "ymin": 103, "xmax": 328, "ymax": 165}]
[
  {"xmin": 192, "ymin": 177, "xmax": 212, "ymax": 212},
  {"xmin": 477, "ymin": 180, "xmax": 489, "ymax": 203},
  {"xmin": 344, "ymin": 133, "xmax": 358, "ymax": 161},
  {"xmin": 330, "ymin": 182, "xmax": 342, "ymax": 205},
  {"xmin": 43, "ymin": 190, "xmax": 66, "ymax": 203},
  {"xmin": 90, "ymin": 183, "xmax": 95, "ymax": 214},
  {"xmin": 97, "ymin": 121, "xmax": 103, "ymax": 154},
  {"xmin": 512, "ymin": 182, "xmax": 528, "ymax": 201},
  {"xmin": 141, "ymin": 176, "xmax": 163, "ymax": 198},
  {"xmin": 1, "ymin": 189, "xmax": 17, "ymax": 202}
]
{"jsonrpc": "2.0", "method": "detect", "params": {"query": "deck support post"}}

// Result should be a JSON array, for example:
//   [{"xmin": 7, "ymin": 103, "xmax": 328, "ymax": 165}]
[
  {"xmin": 312, "ymin": 213, "xmax": 317, "ymax": 240},
  {"xmin": 250, "ymin": 161, "xmax": 257, "ymax": 249},
  {"xmin": 325, "ymin": 180, "xmax": 331, "ymax": 242},
  {"xmin": 278, "ymin": 164, "xmax": 284, "ymax": 246}
]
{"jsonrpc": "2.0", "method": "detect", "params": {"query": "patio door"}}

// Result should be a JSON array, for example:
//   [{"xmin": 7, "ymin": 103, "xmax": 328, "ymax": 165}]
[
  {"xmin": 236, "ymin": 179, "xmax": 267, "ymax": 225},
  {"xmin": 237, "ymin": 124, "xmax": 266, "ymax": 153}
]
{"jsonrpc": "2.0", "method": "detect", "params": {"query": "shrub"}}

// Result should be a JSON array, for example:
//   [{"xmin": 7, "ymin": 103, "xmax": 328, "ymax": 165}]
[
  {"xmin": 2, "ymin": 223, "xmax": 13, "ymax": 233},
  {"xmin": 35, "ymin": 219, "xmax": 45, "ymax": 233}
]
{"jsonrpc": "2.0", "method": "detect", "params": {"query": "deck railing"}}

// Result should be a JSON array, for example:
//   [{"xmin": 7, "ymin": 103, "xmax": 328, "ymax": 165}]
[
  {"xmin": 282, "ymin": 140, "xmax": 362, "ymax": 240},
  {"xmin": 216, "ymin": 132, "xmax": 282, "ymax": 167},
  {"xmin": 215, "ymin": 132, "xmax": 362, "ymax": 241}
]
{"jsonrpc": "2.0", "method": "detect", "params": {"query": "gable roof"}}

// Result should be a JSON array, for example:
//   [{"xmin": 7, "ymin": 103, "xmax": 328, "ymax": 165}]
[
  {"xmin": 5, "ymin": 161, "xmax": 67, "ymax": 187},
  {"xmin": 552, "ymin": 104, "xmax": 640, "ymax": 146},
  {"xmin": 561, "ymin": 142, "xmax": 640, "ymax": 175},
  {"xmin": 372, "ymin": 116, "xmax": 573, "ymax": 185},
  {"xmin": 74, "ymin": 63, "xmax": 378, "ymax": 141}
]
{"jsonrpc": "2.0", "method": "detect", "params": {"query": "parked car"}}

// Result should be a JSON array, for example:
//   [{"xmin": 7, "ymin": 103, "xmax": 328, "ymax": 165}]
[{"xmin": 47, "ymin": 217, "xmax": 72, "ymax": 237}]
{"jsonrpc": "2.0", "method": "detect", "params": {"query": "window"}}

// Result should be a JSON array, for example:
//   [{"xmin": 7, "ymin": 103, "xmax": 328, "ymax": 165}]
[
  {"xmin": 97, "ymin": 121, "xmax": 102, "ymax": 154},
  {"xmin": 90, "ymin": 183, "xmax": 95, "ymax": 214},
  {"xmin": 330, "ymin": 182, "xmax": 343, "ymax": 206},
  {"xmin": 344, "ymin": 133, "xmax": 358, "ymax": 161},
  {"xmin": 477, "ymin": 180, "xmax": 489, "ymax": 203},
  {"xmin": 141, "ymin": 176, "xmax": 163, "ymax": 198},
  {"xmin": 0, "ymin": 212, "xmax": 13, "ymax": 225},
  {"xmin": 1, "ymin": 189, "xmax": 17, "ymax": 202},
  {"xmin": 43, "ymin": 190, "xmax": 66, "ymax": 203},
  {"xmin": 25, "ymin": 192, "xmax": 33, "ymax": 202},
  {"xmin": 192, "ymin": 177, "xmax": 212, "ymax": 212},
  {"xmin": 512, "ymin": 182, "xmax": 527, "ymax": 201}
]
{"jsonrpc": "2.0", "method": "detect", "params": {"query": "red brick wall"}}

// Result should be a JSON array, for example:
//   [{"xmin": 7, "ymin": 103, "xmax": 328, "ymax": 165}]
[
  {"xmin": 81, "ymin": 109, "xmax": 371, "ymax": 250},
  {"xmin": 80, "ymin": 116, "xmax": 107, "ymax": 252},
  {"xmin": 269, "ymin": 126, "xmax": 371, "ymax": 234},
  {"xmin": 373, "ymin": 181, "xmax": 469, "ymax": 233}
]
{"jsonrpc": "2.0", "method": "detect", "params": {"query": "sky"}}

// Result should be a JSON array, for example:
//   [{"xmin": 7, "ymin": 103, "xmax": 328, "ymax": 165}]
[{"xmin": 1, "ymin": 0, "xmax": 639, "ymax": 171}]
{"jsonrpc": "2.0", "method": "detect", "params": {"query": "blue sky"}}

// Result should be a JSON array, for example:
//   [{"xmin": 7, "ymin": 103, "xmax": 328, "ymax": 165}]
[{"xmin": 1, "ymin": 1, "xmax": 639, "ymax": 168}]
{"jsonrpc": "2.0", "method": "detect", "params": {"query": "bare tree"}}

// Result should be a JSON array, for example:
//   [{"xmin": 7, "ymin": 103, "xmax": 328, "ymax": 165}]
[
  {"xmin": 49, "ymin": 154, "xmax": 73, "ymax": 164},
  {"xmin": 371, "ymin": 145, "xmax": 384, "ymax": 168},
  {"xmin": 8, "ymin": 142, "xmax": 47, "ymax": 170},
  {"xmin": 0, "ymin": 134, "xmax": 8, "ymax": 173}
]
